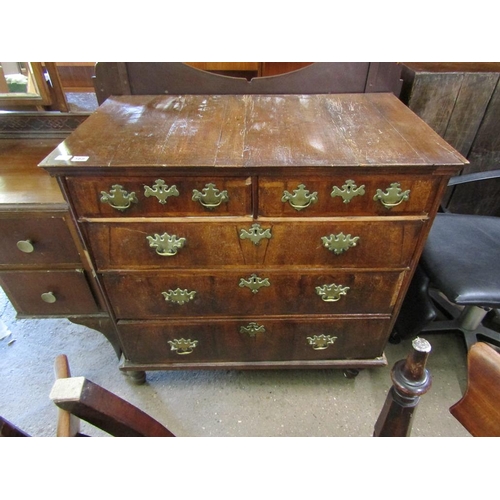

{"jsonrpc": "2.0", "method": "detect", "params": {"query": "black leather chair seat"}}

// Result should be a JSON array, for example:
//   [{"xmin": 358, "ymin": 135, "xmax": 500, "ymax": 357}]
[{"xmin": 421, "ymin": 214, "xmax": 500, "ymax": 308}]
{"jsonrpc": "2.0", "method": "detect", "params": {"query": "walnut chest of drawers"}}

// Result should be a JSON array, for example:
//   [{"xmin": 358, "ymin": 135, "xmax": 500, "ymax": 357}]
[{"xmin": 39, "ymin": 93, "xmax": 467, "ymax": 379}]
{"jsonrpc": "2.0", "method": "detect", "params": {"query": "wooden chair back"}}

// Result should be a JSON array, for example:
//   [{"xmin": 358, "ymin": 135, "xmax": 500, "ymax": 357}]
[
  {"xmin": 450, "ymin": 342, "xmax": 500, "ymax": 436},
  {"xmin": 93, "ymin": 62, "xmax": 403, "ymax": 105}
]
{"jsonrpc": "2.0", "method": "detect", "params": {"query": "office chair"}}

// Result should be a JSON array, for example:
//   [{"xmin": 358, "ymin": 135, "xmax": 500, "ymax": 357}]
[{"xmin": 391, "ymin": 169, "xmax": 500, "ymax": 351}]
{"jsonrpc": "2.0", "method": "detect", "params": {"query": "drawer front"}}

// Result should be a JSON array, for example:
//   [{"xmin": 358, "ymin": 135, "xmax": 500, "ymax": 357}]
[
  {"xmin": 118, "ymin": 317, "xmax": 390, "ymax": 364},
  {"xmin": 66, "ymin": 176, "xmax": 252, "ymax": 217},
  {"xmin": 86, "ymin": 219, "xmax": 423, "ymax": 271},
  {"xmin": 259, "ymin": 175, "xmax": 440, "ymax": 217},
  {"xmin": 0, "ymin": 270, "xmax": 100, "ymax": 316},
  {"xmin": 0, "ymin": 216, "xmax": 80, "ymax": 266},
  {"xmin": 102, "ymin": 270, "xmax": 403, "ymax": 319}
]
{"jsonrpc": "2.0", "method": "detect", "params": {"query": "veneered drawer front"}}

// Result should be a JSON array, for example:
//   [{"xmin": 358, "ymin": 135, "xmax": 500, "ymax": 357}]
[
  {"xmin": 66, "ymin": 176, "xmax": 252, "ymax": 217},
  {"xmin": 118, "ymin": 317, "xmax": 390, "ymax": 364},
  {"xmin": 86, "ymin": 219, "xmax": 423, "ymax": 271},
  {"xmin": 0, "ymin": 270, "xmax": 100, "ymax": 316},
  {"xmin": 102, "ymin": 270, "xmax": 403, "ymax": 319},
  {"xmin": 0, "ymin": 216, "xmax": 80, "ymax": 266},
  {"xmin": 259, "ymin": 175, "xmax": 440, "ymax": 217}
]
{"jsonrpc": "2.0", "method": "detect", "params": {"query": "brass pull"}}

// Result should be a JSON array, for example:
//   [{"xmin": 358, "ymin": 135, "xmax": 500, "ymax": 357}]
[
  {"xmin": 144, "ymin": 180, "xmax": 179, "ymax": 204},
  {"xmin": 330, "ymin": 179, "xmax": 365, "ymax": 203},
  {"xmin": 316, "ymin": 284, "xmax": 350, "ymax": 302},
  {"xmin": 167, "ymin": 338, "xmax": 198, "ymax": 355},
  {"xmin": 162, "ymin": 288, "xmax": 196, "ymax": 305},
  {"xmin": 307, "ymin": 335, "xmax": 337, "ymax": 350},
  {"xmin": 240, "ymin": 322, "xmax": 266, "ymax": 337},
  {"xmin": 373, "ymin": 182, "xmax": 410, "ymax": 209},
  {"xmin": 17, "ymin": 239, "xmax": 34, "ymax": 253},
  {"xmin": 281, "ymin": 184, "xmax": 318, "ymax": 211},
  {"xmin": 239, "ymin": 274, "xmax": 270, "ymax": 294},
  {"xmin": 146, "ymin": 232, "xmax": 186, "ymax": 256},
  {"xmin": 41, "ymin": 292, "xmax": 57, "ymax": 303},
  {"xmin": 321, "ymin": 232, "xmax": 359, "ymax": 255},
  {"xmin": 100, "ymin": 184, "xmax": 138, "ymax": 211},
  {"xmin": 239, "ymin": 223, "xmax": 272, "ymax": 246},
  {"xmin": 192, "ymin": 183, "xmax": 229, "ymax": 209}
]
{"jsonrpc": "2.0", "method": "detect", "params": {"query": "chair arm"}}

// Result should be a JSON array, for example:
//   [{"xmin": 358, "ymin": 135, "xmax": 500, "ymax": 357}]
[{"xmin": 448, "ymin": 169, "xmax": 500, "ymax": 186}]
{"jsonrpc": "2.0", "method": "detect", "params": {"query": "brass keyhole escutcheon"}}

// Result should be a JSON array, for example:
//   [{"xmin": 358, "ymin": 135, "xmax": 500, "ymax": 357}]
[
  {"xmin": 239, "ymin": 274, "xmax": 271, "ymax": 294},
  {"xmin": 330, "ymin": 179, "xmax": 365, "ymax": 203},
  {"xmin": 240, "ymin": 322, "xmax": 266, "ymax": 337},
  {"xmin": 100, "ymin": 184, "xmax": 138, "ymax": 211},
  {"xmin": 239, "ymin": 223, "xmax": 272, "ymax": 246},
  {"xmin": 144, "ymin": 180, "xmax": 179, "ymax": 204},
  {"xmin": 17, "ymin": 239, "xmax": 34, "ymax": 253}
]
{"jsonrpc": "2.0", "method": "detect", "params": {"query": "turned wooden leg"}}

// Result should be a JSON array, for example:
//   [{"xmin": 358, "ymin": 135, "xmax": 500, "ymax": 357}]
[
  {"xmin": 373, "ymin": 337, "xmax": 432, "ymax": 437},
  {"xmin": 127, "ymin": 370, "xmax": 147, "ymax": 385}
]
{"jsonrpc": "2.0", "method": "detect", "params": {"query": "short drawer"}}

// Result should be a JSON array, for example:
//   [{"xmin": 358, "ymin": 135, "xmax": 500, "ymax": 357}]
[
  {"xmin": 102, "ymin": 269, "xmax": 403, "ymax": 319},
  {"xmin": 259, "ymin": 174, "xmax": 441, "ymax": 217},
  {"xmin": 0, "ymin": 270, "xmax": 100, "ymax": 316},
  {"xmin": 0, "ymin": 216, "xmax": 81, "ymax": 267},
  {"xmin": 85, "ymin": 218, "xmax": 423, "ymax": 271},
  {"xmin": 118, "ymin": 316, "xmax": 391, "ymax": 364},
  {"xmin": 66, "ymin": 176, "xmax": 252, "ymax": 218}
]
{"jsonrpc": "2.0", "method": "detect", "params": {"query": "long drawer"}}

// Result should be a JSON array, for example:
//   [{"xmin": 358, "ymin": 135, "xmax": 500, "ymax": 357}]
[
  {"xmin": 102, "ymin": 270, "xmax": 403, "ymax": 319},
  {"xmin": 118, "ymin": 316, "xmax": 391, "ymax": 364},
  {"xmin": 85, "ymin": 219, "xmax": 424, "ymax": 271}
]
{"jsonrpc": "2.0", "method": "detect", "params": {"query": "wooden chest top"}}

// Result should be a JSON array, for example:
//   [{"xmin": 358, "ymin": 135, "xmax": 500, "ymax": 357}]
[{"xmin": 39, "ymin": 93, "xmax": 467, "ymax": 171}]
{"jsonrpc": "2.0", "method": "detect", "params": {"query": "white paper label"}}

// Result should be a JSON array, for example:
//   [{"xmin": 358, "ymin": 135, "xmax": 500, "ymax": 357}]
[{"xmin": 72, "ymin": 156, "xmax": 90, "ymax": 162}]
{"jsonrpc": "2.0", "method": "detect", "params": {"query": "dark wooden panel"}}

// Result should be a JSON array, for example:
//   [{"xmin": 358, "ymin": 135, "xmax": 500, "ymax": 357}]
[
  {"xmin": 93, "ymin": 62, "xmax": 403, "ymax": 105},
  {"xmin": 118, "ymin": 316, "xmax": 391, "ymax": 364}
]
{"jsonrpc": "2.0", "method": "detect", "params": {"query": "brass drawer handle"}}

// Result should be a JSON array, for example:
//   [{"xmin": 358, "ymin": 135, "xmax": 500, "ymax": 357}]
[
  {"xmin": 41, "ymin": 291, "xmax": 57, "ymax": 303},
  {"xmin": 162, "ymin": 288, "xmax": 196, "ymax": 305},
  {"xmin": 144, "ymin": 180, "xmax": 179, "ymax": 204},
  {"xmin": 192, "ymin": 183, "xmax": 229, "ymax": 209},
  {"xmin": 281, "ymin": 184, "xmax": 318, "ymax": 211},
  {"xmin": 168, "ymin": 338, "xmax": 198, "ymax": 355},
  {"xmin": 239, "ymin": 274, "xmax": 270, "ymax": 294},
  {"xmin": 373, "ymin": 182, "xmax": 410, "ymax": 209},
  {"xmin": 307, "ymin": 334, "xmax": 337, "ymax": 350},
  {"xmin": 240, "ymin": 322, "xmax": 266, "ymax": 337},
  {"xmin": 321, "ymin": 232, "xmax": 359, "ymax": 255},
  {"xmin": 330, "ymin": 179, "xmax": 365, "ymax": 203},
  {"xmin": 239, "ymin": 223, "xmax": 272, "ymax": 245},
  {"xmin": 316, "ymin": 283, "xmax": 350, "ymax": 302},
  {"xmin": 17, "ymin": 239, "xmax": 34, "ymax": 253},
  {"xmin": 146, "ymin": 232, "xmax": 186, "ymax": 256},
  {"xmin": 100, "ymin": 184, "xmax": 138, "ymax": 211}
]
